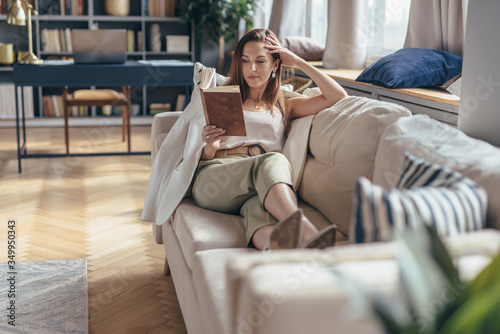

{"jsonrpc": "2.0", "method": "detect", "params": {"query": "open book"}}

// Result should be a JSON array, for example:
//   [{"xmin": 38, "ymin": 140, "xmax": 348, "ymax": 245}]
[{"xmin": 199, "ymin": 67, "xmax": 247, "ymax": 136}]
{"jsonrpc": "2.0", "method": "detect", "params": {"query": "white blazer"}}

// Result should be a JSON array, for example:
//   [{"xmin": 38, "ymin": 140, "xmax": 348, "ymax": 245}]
[{"xmin": 141, "ymin": 63, "xmax": 314, "ymax": 226}]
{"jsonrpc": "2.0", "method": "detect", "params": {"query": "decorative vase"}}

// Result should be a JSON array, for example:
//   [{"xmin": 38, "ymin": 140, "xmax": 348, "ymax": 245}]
[
  {"xmin": 105, "ymin": 0, "xmax": 130, "ymax": 16},
  {"xmin": 149, "ymin": 24, "xmax": 162, "ymax": 52}
]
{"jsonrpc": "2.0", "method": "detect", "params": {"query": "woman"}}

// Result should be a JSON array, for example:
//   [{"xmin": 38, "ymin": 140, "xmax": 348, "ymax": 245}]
[{"xmin": 191, "ymin": 29, "xmax": 347, "ymax": 250}]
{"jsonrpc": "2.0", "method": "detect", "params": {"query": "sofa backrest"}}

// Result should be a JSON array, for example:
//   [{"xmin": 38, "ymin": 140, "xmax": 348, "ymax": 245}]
[
  {"xmin": 298, "ymin": 96, "xmax": 411, "ymax": 236},
  {"xmin": 374, "ymin": 114, "xmax": 500, "ymax": 231}
]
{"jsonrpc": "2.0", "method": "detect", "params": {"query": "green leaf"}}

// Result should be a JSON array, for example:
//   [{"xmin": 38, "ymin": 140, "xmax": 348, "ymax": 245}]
[
  {"xmin": 425, "ymin": 225, "xmax": 459, "ymax": 284},
  {"xmin": 180, "ymin": 0, "xmax": 256, "ymax": 43},
  {"xmin": 395, "ymin": 227, "xmax": 449, "ymax": 330},
  {"xmin": 470, "ymin": 251, "xmax": 500, "ymax": 295},
  {"xmin": 437, "ymin": 277, "xmax": 500, "ymax": 334},
  {"xmin": 372, "ymin": 302, "xmax": 411, "ymax": 334}
]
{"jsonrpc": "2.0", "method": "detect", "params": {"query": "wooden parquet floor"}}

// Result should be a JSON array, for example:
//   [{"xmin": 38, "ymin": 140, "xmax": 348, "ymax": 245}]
[{"xmin": 0, "ymin": 125, "xmax": 187, "ymax": 334}]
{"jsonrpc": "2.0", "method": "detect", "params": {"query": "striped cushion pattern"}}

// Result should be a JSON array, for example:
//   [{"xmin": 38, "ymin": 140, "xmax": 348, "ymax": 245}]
[{"xmin": 351, "ymin": 153, "xmax": 487, "ymax": 243}]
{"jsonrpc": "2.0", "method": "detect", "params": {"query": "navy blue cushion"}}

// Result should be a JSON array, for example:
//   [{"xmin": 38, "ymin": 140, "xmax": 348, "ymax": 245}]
[{"xmin": 355, "ymin": 48, "xmax": 462, "ymax": 89}]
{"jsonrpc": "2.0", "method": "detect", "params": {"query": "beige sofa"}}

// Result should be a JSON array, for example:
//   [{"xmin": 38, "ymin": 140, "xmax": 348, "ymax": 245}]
[{"xmin": 149, "ymin": 94, "xmax": 500, "ymax": 334}]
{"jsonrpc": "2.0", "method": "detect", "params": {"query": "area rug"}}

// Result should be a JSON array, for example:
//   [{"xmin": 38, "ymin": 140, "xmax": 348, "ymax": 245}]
[{"xmin": 0, "ymin": 259, "xmax": 88, "ymax": 334}]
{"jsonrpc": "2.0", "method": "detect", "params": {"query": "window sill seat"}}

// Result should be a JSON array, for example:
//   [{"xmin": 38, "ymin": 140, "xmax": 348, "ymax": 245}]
[{"xmin": 289, "ymin": 61, "xmax": 460, "ymax": 126}]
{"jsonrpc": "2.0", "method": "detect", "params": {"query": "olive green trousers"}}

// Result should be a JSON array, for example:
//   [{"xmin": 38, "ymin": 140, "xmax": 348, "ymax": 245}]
[{"xmin": 192, "ymin": 152, "xmax": 293, "ymax": 245}]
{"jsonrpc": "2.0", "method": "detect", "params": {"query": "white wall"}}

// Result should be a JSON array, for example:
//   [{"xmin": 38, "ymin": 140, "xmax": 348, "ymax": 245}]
[{"xmin": 458, "ymin": 0, "xmax": 500, "ymax": 147}]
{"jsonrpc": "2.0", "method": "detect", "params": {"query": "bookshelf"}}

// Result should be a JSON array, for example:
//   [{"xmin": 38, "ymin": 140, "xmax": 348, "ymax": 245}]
[{"xmin": 0, "ymin": 0, "xmax": 194, "ymax": 123}]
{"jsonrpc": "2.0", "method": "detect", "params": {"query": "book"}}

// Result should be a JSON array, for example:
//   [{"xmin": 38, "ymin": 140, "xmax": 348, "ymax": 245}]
[
  {"xmin": 175, "ymin": 94, "xmax": 185, "ymax": 111},
  {"xmin": 137, "ymin": 31, "xmax": 143, "ymax": 51},
  {"xmin": 149, "ymin": 103, "xmax": 171, "ymax": 114},
  {"xmin": 127, "ymin": 30, "xmax": 135, "ymax": 52},
  {"xmin": 199, "ymin": 67, "xmax": 247, "ymax": 136},
  {"xmin": 0, "ymin": 84, "xmax": 34, "ymax": 119}
]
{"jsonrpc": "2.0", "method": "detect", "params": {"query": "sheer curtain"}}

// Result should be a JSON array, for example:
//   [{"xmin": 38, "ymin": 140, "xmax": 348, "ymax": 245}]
[
  {"xmin": 404, "ymin": 0, "xmax": 468, "ymax": 57},
  {"xmin": 323, "ymin": 0, "xmax": 410, "ymax": 69},
  {"xmin": 261, "ymin": 0, "xmax": 411, "ymax": 68},
  {"xmin": 258, "ymin": 0, "xmax": 327, "ymax": 44}
]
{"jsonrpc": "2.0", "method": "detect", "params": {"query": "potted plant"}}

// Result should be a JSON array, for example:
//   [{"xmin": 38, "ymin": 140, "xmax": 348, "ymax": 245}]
[{"xmin": 179, "ymin": 0, "xmax": 256, "ymax": 72}]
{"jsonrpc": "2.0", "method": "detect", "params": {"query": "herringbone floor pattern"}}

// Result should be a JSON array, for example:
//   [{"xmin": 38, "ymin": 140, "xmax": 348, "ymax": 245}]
[{"xmin": 0, "ymin": 125, "xmax": 187, "ymax": 334}]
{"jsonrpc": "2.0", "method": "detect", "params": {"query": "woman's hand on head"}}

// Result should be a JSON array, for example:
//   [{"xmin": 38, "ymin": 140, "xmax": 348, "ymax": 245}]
[{"xmin": 264, "ymin": 35, "xmax": 302, "ymax": 68}]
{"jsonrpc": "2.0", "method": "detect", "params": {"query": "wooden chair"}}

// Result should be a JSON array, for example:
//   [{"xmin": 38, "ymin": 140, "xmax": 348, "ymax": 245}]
[{"xmin": 62, "ymin": 86, "xmax": 131, "ymax": 154}]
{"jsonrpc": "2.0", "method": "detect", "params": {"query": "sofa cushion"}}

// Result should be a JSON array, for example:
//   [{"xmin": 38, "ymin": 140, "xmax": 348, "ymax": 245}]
[
  {"xmin": 351, "ymin": 154, "xmax": 487, "ymax": 243},
  {"xmin": 171, "ymin": 201, "xmax": 247, "ymax": 270},
  {"xmin": 231, "ymin": 261, "xmax": 394, "ymax": 334},
  {"xmin": 280, "ymin": 36, "xmax": 325, "ymax": 61},
  {"xmin": 356, "ymin": 48, "xmax": 463, "ymax": 89},
  {"xmin": 373, "ymin": 115, "xmax": 500, "ymax": 230},
  {"xmin": 193, "ymin": 248, "xmax": 254, "ymax": 334},
  {"xmin": 171, "ymin": 199, "xmax": 335, "ymax": 269},
  {"xmin": 225, "ymin": 229, "xmax": 500, "ymax": 334},
  {"xmin": 299, "ymin": 96, "xmax": 411, "ymax": 236}
]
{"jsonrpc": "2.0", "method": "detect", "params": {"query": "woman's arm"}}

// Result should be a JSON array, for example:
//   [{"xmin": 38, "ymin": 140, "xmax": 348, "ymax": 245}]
[{"xmin": 265, "ymin": 36, "xmax": 348, "ymax": 118}]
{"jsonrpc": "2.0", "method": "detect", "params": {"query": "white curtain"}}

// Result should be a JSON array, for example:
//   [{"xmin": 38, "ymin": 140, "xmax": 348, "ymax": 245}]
[
  {"xmin": 253, "ymin": 0, "xmax": 270, "ymax": 29},
  {"xmin": 404, "ymin": 0, "xmax": 468, "ymax": 56},
  {"xmin": 268, "ymin": 0, "xmax": 306, "ymax": 39},
  {"xmin": 323, "ymin": 0, "xmax": 367, "ymax": 69},
  {"xmin": 268, "ymin": 0, "xmax": 410, "ymax": 69}
]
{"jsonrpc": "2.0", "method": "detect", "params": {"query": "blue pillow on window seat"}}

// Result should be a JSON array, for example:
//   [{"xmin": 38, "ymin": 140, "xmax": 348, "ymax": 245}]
[{"xmin": 355, "ymin": 48, "xmax": 463, "ymax": 89}]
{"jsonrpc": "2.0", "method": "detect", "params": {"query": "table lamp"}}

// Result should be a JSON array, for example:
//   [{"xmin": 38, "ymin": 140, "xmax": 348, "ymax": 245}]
[{"xmin": 7, "ymin": 0, "xmax": 43, "ymax": 65}]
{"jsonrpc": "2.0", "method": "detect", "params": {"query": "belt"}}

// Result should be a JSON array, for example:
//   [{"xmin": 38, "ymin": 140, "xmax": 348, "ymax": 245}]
[{"xmin": 214, "ymin": 144, "xmax": 266, "ymax": 158}]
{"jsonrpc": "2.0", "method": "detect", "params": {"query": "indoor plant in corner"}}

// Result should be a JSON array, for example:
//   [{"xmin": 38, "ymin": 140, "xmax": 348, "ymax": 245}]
[
  {"xmin": 368, "ymin": 225, "xmax": 500, "ymax": 334},
  {"xmin": 179, "ymin": 0, "xmax": 256, "ymax": 72}
]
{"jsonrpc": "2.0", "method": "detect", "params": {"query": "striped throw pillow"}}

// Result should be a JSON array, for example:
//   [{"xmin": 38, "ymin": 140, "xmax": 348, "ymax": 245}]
[{"xmin": 351, "ymin": 153, "xmax": 487, "ymax": 243}]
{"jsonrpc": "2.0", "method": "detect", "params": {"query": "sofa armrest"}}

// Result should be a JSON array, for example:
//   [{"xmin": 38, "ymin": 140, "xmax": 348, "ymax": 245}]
[
  {"xmin": 151, "ymin": 111, "xmax": 182, "ymax": 164},
  {"xmin": 226, "ymin": 229, "xmax": 500, "ymax": 334},
  {"xmin": 226, "ymin": 243, "xmax": 396, "ymax": 334}
]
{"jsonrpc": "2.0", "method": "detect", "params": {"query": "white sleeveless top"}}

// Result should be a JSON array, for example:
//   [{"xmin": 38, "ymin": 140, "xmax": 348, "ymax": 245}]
[{"xmin": 219, "ymin": 107, "xmax": 286, "ymax": 152}]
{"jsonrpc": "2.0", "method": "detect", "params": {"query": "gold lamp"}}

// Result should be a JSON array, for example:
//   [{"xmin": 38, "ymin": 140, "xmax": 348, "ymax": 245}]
[{"xmin": 7, "ymin": 0, "xmax": 43, "ymax": 65}]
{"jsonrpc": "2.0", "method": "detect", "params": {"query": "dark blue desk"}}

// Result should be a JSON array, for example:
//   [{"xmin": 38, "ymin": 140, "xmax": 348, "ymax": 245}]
[{"xmin": 13, "ymin": 60, "xmax": 194, "ymax": 172}]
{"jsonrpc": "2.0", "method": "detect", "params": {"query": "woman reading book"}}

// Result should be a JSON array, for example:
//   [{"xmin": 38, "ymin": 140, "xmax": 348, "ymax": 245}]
[{"xmin": 192, "ymin": 29, "xmax": 348, "ymax": 250}]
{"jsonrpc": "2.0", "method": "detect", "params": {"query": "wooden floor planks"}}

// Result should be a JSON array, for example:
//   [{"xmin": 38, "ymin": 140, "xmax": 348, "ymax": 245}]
[{"xmin": 0, "ymin": 126, "xmax": 187, "ymax": 334}]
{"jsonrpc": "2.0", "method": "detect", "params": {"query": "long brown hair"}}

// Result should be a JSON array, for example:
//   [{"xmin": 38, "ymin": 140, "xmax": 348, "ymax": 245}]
[{"xmin": 226, "ymin": 29, "xmax": 286, "ymax": 122}]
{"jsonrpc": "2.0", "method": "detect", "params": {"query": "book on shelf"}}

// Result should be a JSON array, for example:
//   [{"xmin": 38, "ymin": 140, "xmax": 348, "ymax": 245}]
[
  {"xmin": 41, "ymin": 28, "xmax": 73, "ymax": 52},
  {"xmin": 199, "ymin": 67, "xmax": 246, "ymax": 136},
  {"xmin": 175, "ymin": 94, "xmax": 185, "ymax": 111},
  {"xmin": 149, "ymin": 103, "xmax": 171, "ymax": 114},
  {"xmin": 43, "ymin": 95, "xmax": 61, "ymax": 117},
  {"xmin": 147, "ymin": 0, "xmax": 175, "ymax": 17},
  {"xmin": 55, "ymin": 0, "xmax": 84, "ymax": 15},
  {"xmin": 137, "ymin": 31, "xmax": 143, "ymax": 52},
  {"xmin": 0, "ymin": 84, "xmax": 34, "ymax": 119},
  {"xmin": 127, "ymin": 30, "xmax": 135, "ymax": 52},
  {"xmin": 42, "ymin": 95, "xmax": 88, "ymax": 117}
]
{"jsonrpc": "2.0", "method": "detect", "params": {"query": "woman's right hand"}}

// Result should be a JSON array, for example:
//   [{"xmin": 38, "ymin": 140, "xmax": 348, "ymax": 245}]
[{"xmin": 201, "ymin": 125, "xmax": 225, "ymax": 159}]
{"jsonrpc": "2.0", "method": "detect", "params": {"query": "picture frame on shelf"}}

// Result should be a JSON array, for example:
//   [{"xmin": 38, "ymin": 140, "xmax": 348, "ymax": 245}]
[{"xmin": 166, "ymin": 35, "xmax": 189, "ymax": 53}]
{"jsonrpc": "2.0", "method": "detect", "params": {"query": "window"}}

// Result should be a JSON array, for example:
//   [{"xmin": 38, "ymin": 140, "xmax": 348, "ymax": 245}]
[
  {"xmin": 255, "ymin": 0, "xmax": 409, "ymax": 57},
  {"xmin": 253, "ymin": 0, "xmax": 273, "ymax": 30},
  {"xmin": 306, "ymin": 0, "xmax": 328, "ymax": 45},
  {"xmin": 254, "ymin": 0, "xmax": 327, "ymax": 46},
  {"xmin": 365, "ymin": 0, "xmax": 411, "ymax": 61}
]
